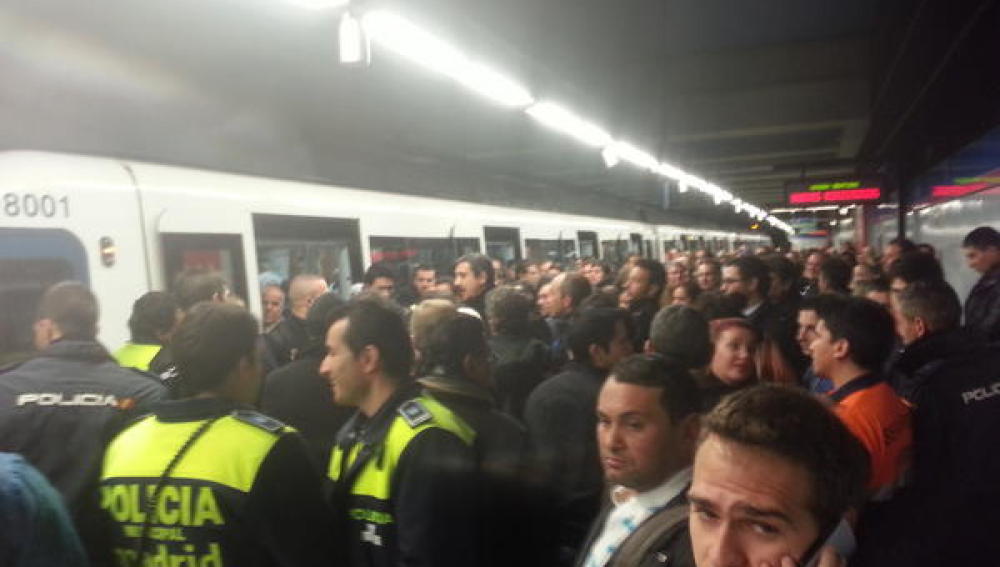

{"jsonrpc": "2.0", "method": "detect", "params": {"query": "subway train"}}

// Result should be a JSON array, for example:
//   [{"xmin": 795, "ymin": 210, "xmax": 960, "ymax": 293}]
[{"xmin": 0, "ymin": 151, "xmax": 768, "ymax": 355}]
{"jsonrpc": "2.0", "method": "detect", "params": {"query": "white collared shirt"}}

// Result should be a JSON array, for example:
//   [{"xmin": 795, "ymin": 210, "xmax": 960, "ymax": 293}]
[
  {"xmin": 583, "ymin": 467, "xmax": 693, "ymax": 567},
  {"xmin": 741, "ymin": 300, "xmax": 763, "ymax": 318}
]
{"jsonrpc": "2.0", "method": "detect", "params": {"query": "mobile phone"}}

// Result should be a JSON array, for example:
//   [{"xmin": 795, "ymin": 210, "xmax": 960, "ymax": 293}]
[{"xmin": 800, "ymin": 519, "xmax": 855, "ymax": 567}]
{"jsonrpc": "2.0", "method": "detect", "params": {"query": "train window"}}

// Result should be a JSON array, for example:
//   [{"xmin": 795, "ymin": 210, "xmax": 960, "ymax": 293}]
[
  {"xmin": 577, "ymin": 231, "xmax": 598, "ymax": 258},
  {"xmin": 253, "ymin": 215, "xmax": 362, "ymax": 300},
  {"xmin": 601, "ymin": 240, "xmax": 629, "ymax": 264},
  {"xmin": 643, "ymin": 239, "xmax": 653, "ymax": 259},
  {"xmin": 369, "ymin": 236, "xmax": 480, "ymax": 279},
  {"xmin": 484, "ymin": 227, "xmax": 522, "ymax": 262},
  {"xmin": 162, "ymin": 234, "xmax": 248, "ymax": 302},
  {"xmin": 525, "ymin": 239, "xmax": 576, "ymax": 263},
  {"xmin": 0, "ymin": 228, "xmax": 87, "ymax": 364}
]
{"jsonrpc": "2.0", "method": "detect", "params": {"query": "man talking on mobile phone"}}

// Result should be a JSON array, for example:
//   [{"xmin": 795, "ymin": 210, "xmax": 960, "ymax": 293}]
[{"xmin": 687, "ymin": 385, "xmax": 868, "ymax": 567}]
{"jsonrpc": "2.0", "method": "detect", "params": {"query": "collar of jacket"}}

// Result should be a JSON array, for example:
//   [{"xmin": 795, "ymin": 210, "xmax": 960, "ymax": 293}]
[
  {"xmin": 896, "ymin": 327, "xmax": 987, "ymax": 375},
  {"xmin": 417, "ymin": 373, "xmax": 495, "ymax": 407},
  {"xmin": 39, "ymin": 339, "xmax": 113, "ymax": 364},
  {"xmin": 153, "ymin": 397, "xmax": 246, "ymax": 422},
  {"xmin": 341, "ymin": 381, "xmax": 422, "ymax": 445},
  {"xmin": 975, "ymin": 266, "xmax": 1000, "ymax": 289},
  {"xmin": 561, "ymin": 360, "xmax": 607, "ymax": 381}
]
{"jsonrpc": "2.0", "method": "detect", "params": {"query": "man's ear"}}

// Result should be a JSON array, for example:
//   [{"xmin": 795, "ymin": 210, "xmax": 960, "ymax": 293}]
[
  {"xmin": 914, "ymin": 317, "xmax": 929, "ymax": 340},
  {"xmin": 358, "ymin": 345, "xmax": 382, "ymax": 375},
  {"xmin": 832, "ymin": 337, "xmax": 851, "ymax": 361}
]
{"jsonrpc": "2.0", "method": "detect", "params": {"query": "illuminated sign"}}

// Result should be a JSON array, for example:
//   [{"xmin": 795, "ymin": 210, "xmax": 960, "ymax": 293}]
[{"xmin": 785, "ymin": 178, "xmax": 883, "ymax": 206}]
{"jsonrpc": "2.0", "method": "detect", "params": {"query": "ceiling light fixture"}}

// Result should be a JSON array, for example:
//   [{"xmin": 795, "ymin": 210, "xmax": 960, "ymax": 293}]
[
  {"xmin": 338, "ymin": 12, "xmax": 370, "ymax": 66},
  {"xmin": 601, "ymin": 146, "xmax": 620, "ymax": 168},
  {"xmin": 525, "ymin": 102, "xmax": 612, "ymax": 147},
  {"xmin": 363, "ymin": 11, "xmax": 534, "ymax": 107},
  {"xmin": 287, "ymin": 0, "xmax": 349, "ymax": 10}
]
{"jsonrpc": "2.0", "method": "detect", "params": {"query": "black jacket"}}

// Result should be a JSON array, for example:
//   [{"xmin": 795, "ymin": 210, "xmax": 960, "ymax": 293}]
[
  {"xmin": 262, "ymin": 315, "xmax": 309, "ymax": 373},
  {"xmin": 0, "ymin": 340, "xmax": 167, "ymax": 561},
  {"xmin": 629, "ymin": 299, "xmax": 659, "ymax": 353},
  {"xmin": 418, "ymin": 374, "xmax": 549, "ymax": 567},
  {"xmin": 328, "ymin": 384, "xmax": 479, "ymax": 567},
  {"xmin": 862, "ymin": 328, "xmax": 1000, "ymax": 566},
  {"xmin": 260, "ymin": 349, "xmax": 354, "ymax": 464},
  {"xmin": 965, "ymin": 266, "xmax": 1000, "ymax": 341},
  {"xmin": 488, "ymin": 333, "xmax": 550, "ymax": 421},
  {"xmin": 524, "ymin": 361, "xmax": 607, "ymax": 565},
  {"xmin": 462, "ymin": 293, "xmax": 487, "ymax": 320}
]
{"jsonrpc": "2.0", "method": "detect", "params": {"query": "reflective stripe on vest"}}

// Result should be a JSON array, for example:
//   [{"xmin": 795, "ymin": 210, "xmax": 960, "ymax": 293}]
[
  {"xmin": 102, "ymin": 414, "xmax": 288, "ymax": 492},
  {"xmin": 328, "ymin": 394, "xmax": 475, "ymax": 501},
  {"xmin": 113, "ymin": 343, "xmax": 162, "ymax": 372}
]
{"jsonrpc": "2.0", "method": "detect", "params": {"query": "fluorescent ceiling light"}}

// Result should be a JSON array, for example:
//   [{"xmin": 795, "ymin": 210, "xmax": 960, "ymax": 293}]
[
  {"xmin": 601, "ymin": 146, "xmax": 620, "ymax": 168},
  {"xmin": 339, "ymin": 12, "xmax": 369, "ymax": 65},
  {"xmin": 608, "ymin": 142, "xmax": 657, "ymax": 171},
  {"xmin": 525, "ymin": 102, "xmax": 612, "ymax": 147},
  {"xmin": 655, "ymin": 162, "xmax": 685, "ymax": 180},
  {"xmin": 363, "ymin": 11, "xmax": 533, "ymax": 107}
]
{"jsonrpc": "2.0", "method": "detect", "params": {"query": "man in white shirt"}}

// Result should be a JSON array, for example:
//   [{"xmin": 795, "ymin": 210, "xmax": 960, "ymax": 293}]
[{"xmin": 576, "ymin": 354, "xmax": 701, "ymax": 567}]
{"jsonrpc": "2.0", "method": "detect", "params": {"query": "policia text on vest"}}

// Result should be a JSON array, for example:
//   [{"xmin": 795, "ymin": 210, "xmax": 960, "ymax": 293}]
[{"xmin": 100, "ymin": 398, "xmax": 339, "ymax": 567}]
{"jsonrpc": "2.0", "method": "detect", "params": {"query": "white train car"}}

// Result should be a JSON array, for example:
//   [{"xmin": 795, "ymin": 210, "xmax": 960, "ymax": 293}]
[{"xmin": 0, "ymin": 151, "xmax": 763, "ymax": 356}]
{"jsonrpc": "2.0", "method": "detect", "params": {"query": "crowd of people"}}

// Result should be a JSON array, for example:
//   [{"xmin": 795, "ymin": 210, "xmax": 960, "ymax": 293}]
[{"xmin": 1, "ymin": 225, "xmax": 999, "ymax": 567}]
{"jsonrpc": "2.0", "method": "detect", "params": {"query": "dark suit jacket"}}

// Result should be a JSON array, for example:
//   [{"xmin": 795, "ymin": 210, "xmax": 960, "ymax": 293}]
[{"xmin": 574, "ymin": 489, "xmax": 695, "ymax": 567}]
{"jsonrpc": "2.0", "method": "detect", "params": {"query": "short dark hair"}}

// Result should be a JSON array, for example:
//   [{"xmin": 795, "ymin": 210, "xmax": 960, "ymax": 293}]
[
  {"xmin": 761, "ymin": 255, "xmax": 799, "ymax": 286},
  {"xmin": 610, "ymin": 354, "xmax": 701, "ymax": 422},
  {"xmin": 173, "ymin": 268, "xmax": 227, "ymax": 311},
  {"xmin": 567, "ymin": 308, "xmax": 632, "ymax": 365},
  {"xmin": 649, "ymin": 305, "xmax": 711, "ymax": 369},
  {"xmin": 799, "ymin": 293, "xmax": 838, "ymax": 314},
  {"xmin": 172, "ymin": 302, "xmax": 258, "ymax": 396},
  {"xmin": 557, "ymin": 273, "xmax": 592, "ymax": 308},
  {"xmin": 819, "ymin": 256, "xmax": 852, "ymax": 294},
  {"xmin": 963, "ymin": 226, "xmax": 1000, "ymax": 249},
  {"xmin": 815, "ymin": 296, "xmax": 895, "ymax": 371},
  {"xmin": 344, "ymin": 295, "xmax": 413, "ymax": 380},
  {"xmin": 412, "ymin": 264, "xmax": 435, "ymax": 276},
  {"xmin": 416, "ymin": 314, "xmax": 487, "ymax": 378},
  {"xmin": 305, "ymin": 293, "xmax": 347, "ymax": 344},
  {"xmin": 513, "ymin": 260, "xmax": 537, "ymax": 278},
  {"xmin": 725, "ymin": 256, "xmax": 771, "ymax": 297},
  {"xmin": 887, "ymin": 252, "xmax": 944, "ymax": 286},
  {"xmin": 888, "ymin": 237, "xmax": 917, "ymax": 253},
  {"xmin": 894, "ymin": 279, "xmax": 962, "ymax": 334},
  {"xmin": 700, "ymin": 385, "xmax": 869, "ymax": 530},
  {"xmin": 633, "ymin": 259, "xmax": 666, "ymax": 300},
  {"xmin": 37, "ymin": 281, "xmax": 99, "ymax": 341},
  {"xmin": 364, "ymin": 263, "xmax": 396, "ymax": 286},
  {"xmin": 485, "ymin": 286, "xmax": 533, "ymax": 335},
  {"xmin": 127, "ymin": 291, "xmax": 179, "ymax": 344},
  {"xmin": 456, "ymin": 253, "xmax": 495, "ymax": 292}
]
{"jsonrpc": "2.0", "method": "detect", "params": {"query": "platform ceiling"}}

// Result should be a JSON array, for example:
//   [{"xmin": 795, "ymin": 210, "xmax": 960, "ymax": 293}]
[{"xmin": 0, "ymin": 0, "xmax": 902, "ymax": 228}]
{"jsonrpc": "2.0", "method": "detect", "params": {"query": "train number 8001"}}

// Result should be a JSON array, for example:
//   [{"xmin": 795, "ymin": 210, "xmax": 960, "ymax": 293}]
[{"xmin": 3, "ymin": 193, "xmax": 70, "ymax": 218}]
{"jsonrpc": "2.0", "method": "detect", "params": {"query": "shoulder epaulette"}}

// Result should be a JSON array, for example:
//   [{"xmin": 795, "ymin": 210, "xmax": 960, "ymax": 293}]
[
  {"xmin": 231, "ymin": 409, "xmax": 287, "ymax": 434},
  {"xmin": 398, "ymin": 400, "xmax": 433, "ymax": 428},
  {"xmin": 124, "ymin": 366, "xmax": 162, "ymax": 383}
]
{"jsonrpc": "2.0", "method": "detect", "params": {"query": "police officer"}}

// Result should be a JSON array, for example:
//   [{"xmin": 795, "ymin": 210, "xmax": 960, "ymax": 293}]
[
  {"xmin": 320, "ymin": 295, "xmax": 479, "ymax": 567},
  {"xmin": 0, "ymin": 281, "xmax": 167, "ymax": 561},
  {"xmin": 114, "ymin": 291, "xmax": 181, "ymax": 371},
  {"xmin": 100, "ymin": 302, "xmax": 339, "ymax": 567}
]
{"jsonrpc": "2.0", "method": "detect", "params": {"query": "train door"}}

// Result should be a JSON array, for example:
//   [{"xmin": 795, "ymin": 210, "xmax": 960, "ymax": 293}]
[
  {"xmin": 577, "ymin": 231, "xmax": 599, "ymax": 258},
  {"xmin": 252, "ymin": 214, "xmax": 362, "ymax": 300},
  {"xmin": 0, "ymin": 228, "xmax": 88, "ymax": 364},
  {"xmin": 484, "ymin": 226, "xmax": 522, "ymax": 263}
]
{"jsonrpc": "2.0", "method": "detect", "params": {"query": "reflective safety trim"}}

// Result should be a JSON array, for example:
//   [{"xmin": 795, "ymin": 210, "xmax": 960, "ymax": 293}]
[
  {"xmin": 328, "ymin": 395, "xmax": 475, "ymax": 501},
  {"xmin": 102, "ymin": 415, "xmax": 289, "ymax": 492},
  {"xmin": 113, "ymin": 343, "xmax": 162, "ymax": 371}
]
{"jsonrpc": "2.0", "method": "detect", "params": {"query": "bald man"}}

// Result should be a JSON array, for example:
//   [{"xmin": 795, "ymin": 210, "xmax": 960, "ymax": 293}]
[{"xmin": 263, "ymin": 274, "xmax": 327, "ymax": 372}]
